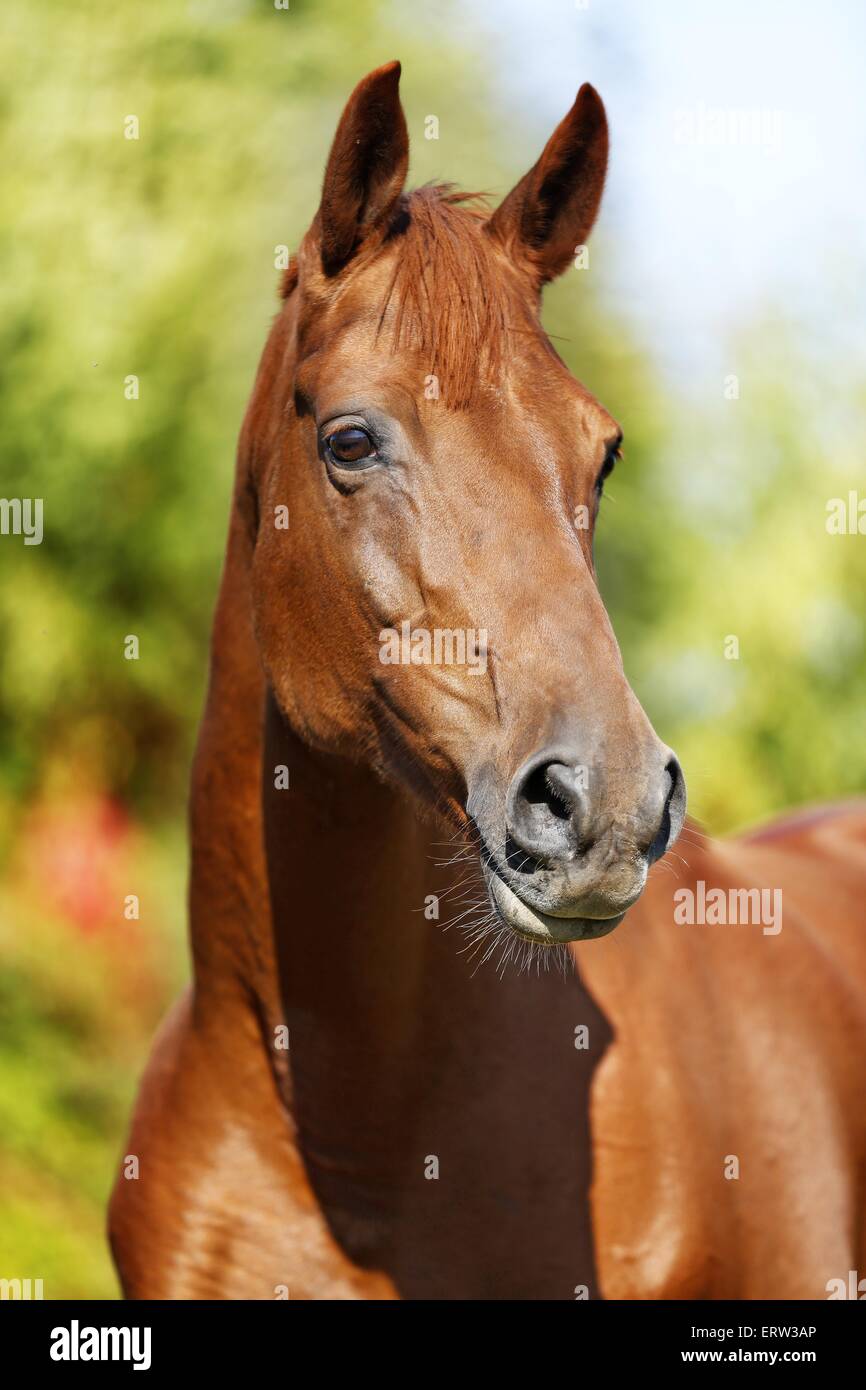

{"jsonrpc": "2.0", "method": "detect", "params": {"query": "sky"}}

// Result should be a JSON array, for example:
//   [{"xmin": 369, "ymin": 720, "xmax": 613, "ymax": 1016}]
[{"xmin": 465, "ymin": 0, "xmax": 866, "ymax": 389}]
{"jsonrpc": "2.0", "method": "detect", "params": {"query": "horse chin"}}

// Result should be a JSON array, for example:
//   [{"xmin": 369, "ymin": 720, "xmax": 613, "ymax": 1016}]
[{"xmin": 484, "ymin": 867, "xmax": 626, "ymax": 946}]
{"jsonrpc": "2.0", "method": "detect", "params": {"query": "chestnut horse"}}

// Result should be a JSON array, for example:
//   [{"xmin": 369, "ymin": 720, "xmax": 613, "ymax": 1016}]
[{"xmin": 110, "ymin": 63, "xmax": 866, "ymax": 1300}]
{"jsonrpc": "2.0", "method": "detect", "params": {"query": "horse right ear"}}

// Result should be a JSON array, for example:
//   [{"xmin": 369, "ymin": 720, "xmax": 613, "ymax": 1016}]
[{"xmin": 315, "ymin": 61, "xmax": 409, "ymax": 276}]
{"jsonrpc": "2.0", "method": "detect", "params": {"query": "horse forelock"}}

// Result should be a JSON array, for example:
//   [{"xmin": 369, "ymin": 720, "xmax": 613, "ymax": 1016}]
[{"xmin": 285, "ymin": 184, "xmax": 541, "ymax": 410}]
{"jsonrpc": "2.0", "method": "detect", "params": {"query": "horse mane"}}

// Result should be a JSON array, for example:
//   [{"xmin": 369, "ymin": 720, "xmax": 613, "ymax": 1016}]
[
  {"xmin": 379, "ymin": 184, "xmax": 527, "ymax": 408},
  {"xmin": 282, "ymin": 184, "xmax": 539, "ymax": 409}
]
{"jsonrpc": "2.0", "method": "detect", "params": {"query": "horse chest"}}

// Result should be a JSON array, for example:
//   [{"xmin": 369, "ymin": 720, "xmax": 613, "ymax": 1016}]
[{"xmin": 288, "ymin": 973, "xmax": 611, "ymax": 1298}]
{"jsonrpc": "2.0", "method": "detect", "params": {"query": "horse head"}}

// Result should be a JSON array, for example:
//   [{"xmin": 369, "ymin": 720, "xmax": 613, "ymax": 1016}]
[{"xmin": 251, "ymin": 61, "xmax": 685, "ymax": 946}]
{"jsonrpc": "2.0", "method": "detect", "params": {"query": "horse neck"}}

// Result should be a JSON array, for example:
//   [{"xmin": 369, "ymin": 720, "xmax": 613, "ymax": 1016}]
[
  {"xmin": 188, "ymin": 490, "xmax": 480, "ymax": 1131},
  {"xmin": 261, "ymin": 690, "xmax": 494, "ymax": 1146},
  {"xmin": 190, "ymin": 484, "xmax": 610, "ymax": 1273}
]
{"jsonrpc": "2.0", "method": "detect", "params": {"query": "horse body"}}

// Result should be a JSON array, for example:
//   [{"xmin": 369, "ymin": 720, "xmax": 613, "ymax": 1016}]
[
  {"xmin": 109, "ymin": 63, "xmax": 866, "ymax": 1300},
  {"xmin": 585, "ymin": 807, "xmax": 866, "ymax": 1299},
  {"xmin": 111, "ymin": 668, "xmax": 866, "ymax": 1299}
]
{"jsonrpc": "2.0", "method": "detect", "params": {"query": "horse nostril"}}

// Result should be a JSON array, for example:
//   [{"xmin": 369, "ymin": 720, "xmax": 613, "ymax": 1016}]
[
  {"xmin": 523, "ymin": 763, "xmax": 577, "ymax": 821},
  {"xmin": 648, "ymin": 755, "xmax": 686, "ymax": 862},
  {"xmin": 507, "ymin": 750, "xmax": 590, "ymax": 861},
  {"xmin": 507, "ymin": 746, "xmax": 686, "ymax": 869}
]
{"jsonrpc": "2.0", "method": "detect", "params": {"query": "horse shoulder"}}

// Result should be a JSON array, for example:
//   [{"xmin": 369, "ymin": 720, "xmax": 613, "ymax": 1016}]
[{"xmin": 108, "ymin": 988, "xmax": 396, "ymax": 1300}]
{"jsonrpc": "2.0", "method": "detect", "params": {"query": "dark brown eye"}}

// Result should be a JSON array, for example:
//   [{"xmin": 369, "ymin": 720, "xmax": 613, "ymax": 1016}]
[{"xmin": 325, "ymin": 426, "xmax": 376, "ymax": 467}]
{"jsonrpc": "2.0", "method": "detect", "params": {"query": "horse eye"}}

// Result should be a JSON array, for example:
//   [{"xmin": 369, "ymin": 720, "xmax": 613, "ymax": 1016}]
[
  {"xmin": 595, "ymin": 447, "xmax": 619, "ymax": 493},
  {"xmin": 325, "ymin": 426, "xmax": 376, "ymax": 466}
]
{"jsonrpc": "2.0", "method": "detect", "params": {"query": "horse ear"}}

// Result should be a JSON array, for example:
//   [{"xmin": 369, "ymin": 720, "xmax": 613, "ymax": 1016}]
[
  {"xmin": 317, "ymin": 61, "xmax": 408, "ymax": 276},
  {"xmin": 486, "ymin": 83, "xmax": 608, "ymax": 286}
]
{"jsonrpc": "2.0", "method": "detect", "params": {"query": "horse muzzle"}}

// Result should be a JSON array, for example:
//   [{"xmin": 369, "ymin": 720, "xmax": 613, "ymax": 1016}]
[{"xmin": 473, "ymin": 741, "xmax": 686, "ymax": 946}]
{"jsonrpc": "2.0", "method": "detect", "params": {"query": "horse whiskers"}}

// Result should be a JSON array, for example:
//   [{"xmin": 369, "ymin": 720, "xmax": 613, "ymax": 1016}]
[
  {"xmin": 648, "ymin": 860, "xmax": 678, "ymax": 881},
  {"xmin": 677, "ymin": 826, "xmax": 708, "ymax": 847},
  {"xmin": 440, "ymin": 894, "xmax": 575, "ymax": 981},
  {"xmin": 431, "ymin": 853, "xmax": 477, "ymax": 870},
  {"xmin": 428, "ymin": 829, "xmax": 483, "ymax": 869},
  {"xmin": 418, "ymin": 873, "xmax": 478, "ymax": 907},
  {"xmin": 442, "ymin": 898, "xmax": 492, "ymax": 933},
  {"xmin": 664, "ymin": 848, "xmax": 690, "ymax": 872},
  {"xmin": 431, "ymin": 818, "xmax": 484, "ymax": 847}
]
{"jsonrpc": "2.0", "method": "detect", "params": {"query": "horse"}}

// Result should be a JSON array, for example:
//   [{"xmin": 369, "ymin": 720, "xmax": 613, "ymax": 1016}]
[{"xmin": 109, "ymin": 62, "xmax": 866, "ymax": 1300}]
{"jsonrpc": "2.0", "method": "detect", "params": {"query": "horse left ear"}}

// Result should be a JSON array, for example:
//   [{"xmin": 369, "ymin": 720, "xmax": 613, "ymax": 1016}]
[
  {"xmin": 316, "ymin": 60, "xmax": 409, "ymax": 276},
  {"xmin": 486, "ymin": 83, "xmax": 608, "ymax": 286}
]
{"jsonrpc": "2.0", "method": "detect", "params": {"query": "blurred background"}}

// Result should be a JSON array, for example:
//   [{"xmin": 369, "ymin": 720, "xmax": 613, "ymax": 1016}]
[{"xmin": 1, "ymin": 0, "xmax": 863, "ymax": 1296}]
